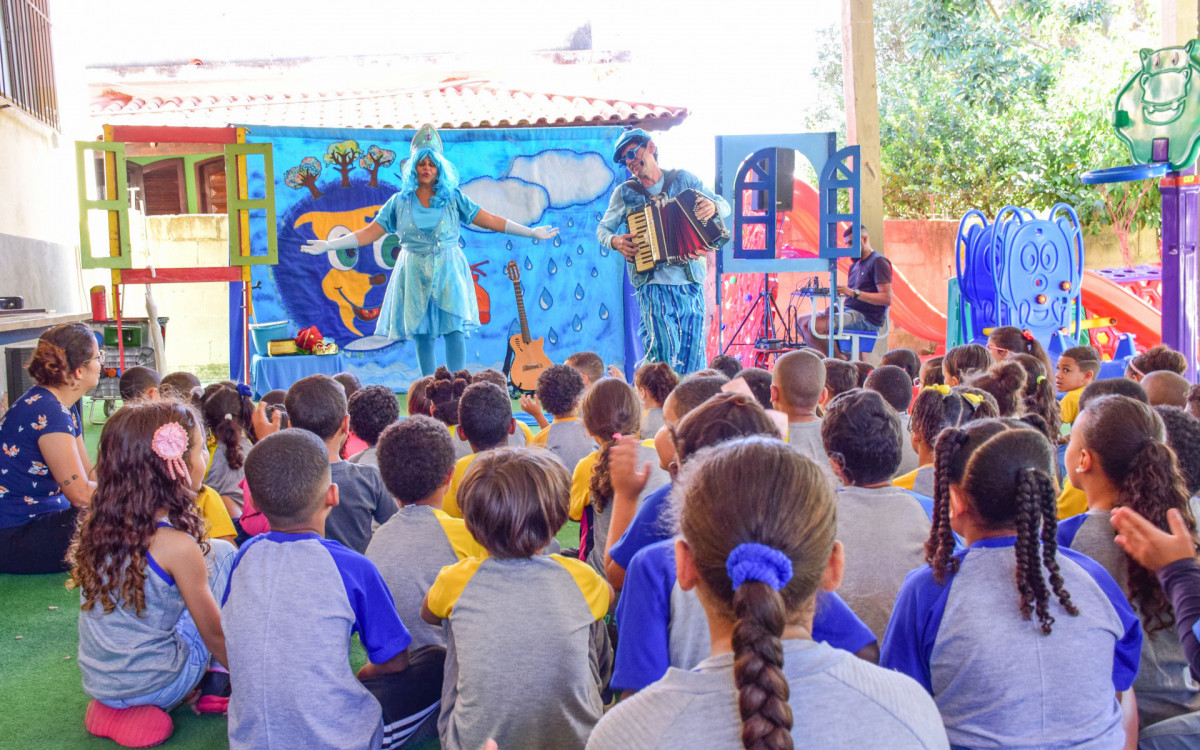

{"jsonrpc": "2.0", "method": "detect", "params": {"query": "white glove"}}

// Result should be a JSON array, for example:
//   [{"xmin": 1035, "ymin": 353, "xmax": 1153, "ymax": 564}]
[
  {"xmin": 302, "ymin": 233, "xmax": 359, "ymax": 255},
  {"xmin": 504, "ymin": 220, "xmax": 559, "ymax": 241}
]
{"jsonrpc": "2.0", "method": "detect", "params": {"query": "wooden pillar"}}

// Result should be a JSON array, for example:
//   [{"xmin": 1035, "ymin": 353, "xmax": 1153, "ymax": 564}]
[
  {"xmin": 841, "ymin": 0, "xmax": 884, "ymax": 247},
  {"xmin": 1162, "ymin": 0, "xmax": 1199, "ymax": 45}
]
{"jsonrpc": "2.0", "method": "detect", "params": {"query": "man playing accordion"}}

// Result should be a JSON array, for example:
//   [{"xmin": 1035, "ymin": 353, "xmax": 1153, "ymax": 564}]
[{"xmin": 597, "ymin": 129, "xmax": 731, "ymax": 375}]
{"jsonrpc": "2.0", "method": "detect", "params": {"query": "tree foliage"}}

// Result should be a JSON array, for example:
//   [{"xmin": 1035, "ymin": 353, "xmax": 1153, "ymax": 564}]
[
  {"xmin": 358, "ymin": 145, "xmax": 396, "ymax": 188},
  {"xmin": 807, "ymin": 0, "xmax": 1161, "ymax": 238},
  {"xmin": 285, "ymin": 156, "xmax": 324, "ymax": 199},
  {"xmin": 325, "ymin": 140, "xmax": 364, "ymax": 187}
]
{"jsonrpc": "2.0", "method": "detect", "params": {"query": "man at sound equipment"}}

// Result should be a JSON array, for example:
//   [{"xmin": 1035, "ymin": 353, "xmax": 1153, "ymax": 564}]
[
  {"xmin": 596, "ymin": 129, "xmax": 731, "ymax": 375},
  {"xmin": 798, "ymin": 223, "xmax": 893, "ymax": 358}
]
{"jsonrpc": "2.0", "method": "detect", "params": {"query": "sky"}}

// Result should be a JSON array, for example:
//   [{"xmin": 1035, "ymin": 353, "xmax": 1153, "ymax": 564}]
[{"xmin": 53, "ymin": 0, "xmax": 846, "ymax": 182}]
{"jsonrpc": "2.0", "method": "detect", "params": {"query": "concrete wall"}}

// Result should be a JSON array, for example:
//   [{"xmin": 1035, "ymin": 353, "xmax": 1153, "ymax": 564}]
[{"xmin": 82, "ymin": 213, "xmax": 231, "ymax": 378}]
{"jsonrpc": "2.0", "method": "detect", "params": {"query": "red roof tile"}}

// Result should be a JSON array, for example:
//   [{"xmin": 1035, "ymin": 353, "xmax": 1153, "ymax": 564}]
[{"xmin": 89, "ymin": 80, "xmax": 688, "ymax": 131}]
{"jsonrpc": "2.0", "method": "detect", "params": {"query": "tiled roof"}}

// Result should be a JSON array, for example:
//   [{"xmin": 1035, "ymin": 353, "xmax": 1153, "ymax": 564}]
[{"xmin": 89, "ymin": 80, "xmax": 688, "ymax": 130}]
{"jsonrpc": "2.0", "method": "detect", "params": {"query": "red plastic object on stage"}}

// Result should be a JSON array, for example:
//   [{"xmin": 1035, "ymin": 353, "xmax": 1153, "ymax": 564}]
[{"xmin": 90, "ymin": 286, "xmax": 108, "ymax": 321}]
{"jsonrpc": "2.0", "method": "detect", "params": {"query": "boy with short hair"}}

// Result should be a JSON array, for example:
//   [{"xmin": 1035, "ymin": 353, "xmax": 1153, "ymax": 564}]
[
  {"xmin": 865, "ymin": 364, "xmax": 919, "ymax": 476},
  {"xmin": 822, "ymin": 358, "xmax": 858, "ymax": 403},
  {"xmin": 224, "ymin": 429, "xmax": 442, "ymax": 750},
  {"xmin": 773, "ymin": 351, "xmax": 833, "ymax": 476},
  {"xmin": 118, "ymin": 366, "xmax": 161, "ymax": 401},
  {"xmin": 160, "ymin": 370, "xmax": 201, "ymax": 401},
  {"xmin": 347, "ymin": 385, "xmax": 401, "ymax": 467},
  {"xmin": 731, "ymin": 367, "xmax": 773, "ymax": 410},
  {"xmin": 1056, "ymin": 345, "xmax": 1101, "ymax": 426},
  {"xmin": 470, "ymin": 369, "xmax": 534, "ymax": 447},
  {"xmin": 367, "ymin": 416, "xmax": 486, "ymax": 650},
  {"xmin": 284, "ymin": 374, "xmax": 397, "ymax": 552},
  {"xmin": 442, "ymin": 382, "xmax": 519, "ymax": 518},
  {"xmin": 881, "ymin": 348, "xmax": 921, "ymax": 383},
  {"xmin": 565, "ymin": 351, "xmax": 605, "ymax": 387},
  {"xmin": 528, "ymin": 365, "xmax": 595, "ymax": 472}
]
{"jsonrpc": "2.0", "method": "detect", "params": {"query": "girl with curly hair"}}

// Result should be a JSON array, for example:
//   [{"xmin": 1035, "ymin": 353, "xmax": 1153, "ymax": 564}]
[
  {"xmin": 634, "ymin": 361, "xmax": 678, "ymax": 438},
  {"xmin": 70, "ymin": 400, "xmax": 236, "ymax": 746},
  {"xmin": 588, "ymin": 437, "xmax": 946, "ymax": 750},
  {"xmin": 883, "ymin": 418, "xmax": 1141, "ymax": 749},
  {"xmin": 1058, "ymin": 395, "xmax": 1200, "ymax": 733},
  {"xmin": 570, "ymin": 378, "xmax": 668, "ymax": 575}
]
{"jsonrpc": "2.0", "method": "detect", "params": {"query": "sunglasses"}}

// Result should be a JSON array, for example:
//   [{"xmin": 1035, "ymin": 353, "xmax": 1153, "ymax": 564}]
[{"xmin": 620, "ymin": 142, "xmax": 645, "ymax": 164}]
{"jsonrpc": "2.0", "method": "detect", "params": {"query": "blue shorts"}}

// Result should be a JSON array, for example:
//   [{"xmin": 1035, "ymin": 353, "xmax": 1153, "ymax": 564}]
[{"xmin": 838, "ymin": 308, "xmax": 883, "ymax": 332}]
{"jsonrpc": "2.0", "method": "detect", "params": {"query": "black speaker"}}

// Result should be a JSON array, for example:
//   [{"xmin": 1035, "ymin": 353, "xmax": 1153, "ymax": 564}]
[
  {"xmin": 746, "ymin": 149, "xmax": 795, "ymax": 213},
  {"xmin": 5, "ymin": 347, "xmax": 35, "ymax": 407}
]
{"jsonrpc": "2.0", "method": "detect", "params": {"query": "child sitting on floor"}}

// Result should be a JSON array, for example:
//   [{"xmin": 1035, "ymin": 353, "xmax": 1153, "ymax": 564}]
[
  {"xmin": 883, "ymin": 418, "xmax": 1141, "ymax": 749},
  {"xmin": 1057, "ymin": 345, "xmax": 1101, "ymax": 428},
  {"xmin": 882, "ymin": 347, "xmax": 921, "ymax": 384},
  {"xmin": 604, "ymin": 375, "xmax": 727, "ymax": 589},
  {"xmin": 571, "ymin": 378, "xmax": 669, "ymax": 575},
  {"xmin": 865, "ymin": 364, "xmax": 919, "ymax": 477},
  {"xmin": 200, "ymin": 381, "xmax": 256, "ymax": 518},
  {"xmin": 471, "ymin": 369, "xmax": 534, "ymax": 447},
  {"xmin": 1058, "ymin": 395, "xmax": 1200, "ymax": 739},
  {"xmin": 225, "ymin": 429, "xmax": 443, "ymax": 750},
  {"xmin": 367, "ymin": 416, "xmax": 486, "ymax": 650},
  {"xmin": 893, "ymin": 387, "xmax": 988, "ymax": 498},
  {"xmin": 1128, "ymin": 344, "xmax": 1189, "ymax": 382},
  {"xmin": 565, "ymin": 351, "xmax": 605, "ymax": 387},
  {"xmin": 920, "ymin": 356, "xmax": 945, "ymax": 388},
  {"xmin": 442, "ymin": 382, "xmax": 520, "ymax": 518},
  {"xmin": 118, "ymin": 366, "xmax": 161, "ymax": 402},
  {"xmin": 609, "ymin": 394, "xmax": 879, "ymax": 698},
  {"xmin": 941, "ymin": 344, "xmax": 990, "ymax": 386},
  {"xmin": 1010, "ymin": 353, "xmax": 1062, "ymax": 444},
  {"xmin": 346, "ymin": 385, "xmax": 400, "ymax": 467},
  {"xmin": 283, "ymin": 374, "xmax": 396, "ymax": 553},
  {"xmin": 634, "ymin": 362, "xmax": 678, "ymax": 438},
  {"xmin": 428, "ymin": 367, "xmax": 473, "ymax": 458},
  {"xmin": 772, "ymin": 351, "xmax": 837, "ymax": 486},
  {"xmin": 72, "ymin": 400, "xmax": 235, "ymax": 748},
  {"xmin": 821, "ymin": 358, "xmax": 857, "ymax": 403},
  {"xmin": 588, "ymin": 437, "xmax": 947, "ymax": 749},
  {"xmin": 528, "ymin": 364, "xmax": 596, "ymax": 473},
  {"xmin": 159, "ymin": 371, "xmax": 201, "ymax": 402},
  {"xmin": 422, "ymin": 448, "xmax": 614, "ymax": 750},
  {"xmin": 822, "ymin": 388, "xmax": 934, "ymax": 640},
  {"xmin": 967, "ymin": 360, "xmax": 1026, "ymax": 417}
]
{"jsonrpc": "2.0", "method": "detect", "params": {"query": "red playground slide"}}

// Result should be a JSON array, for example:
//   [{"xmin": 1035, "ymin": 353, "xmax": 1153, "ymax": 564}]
[
  {"xmin": 834, "ymin": 258, "xmax": 948, "ymax": 345},
  {"xmin": 1079, "ymin": 270, "xmax": 1162, "ymax": 349}
]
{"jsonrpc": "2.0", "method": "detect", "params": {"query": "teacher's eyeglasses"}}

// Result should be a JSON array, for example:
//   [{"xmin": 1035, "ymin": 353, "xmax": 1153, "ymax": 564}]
[{"xmin": 620, "ymin": 143, "xmax": 644, "ymax": 164}]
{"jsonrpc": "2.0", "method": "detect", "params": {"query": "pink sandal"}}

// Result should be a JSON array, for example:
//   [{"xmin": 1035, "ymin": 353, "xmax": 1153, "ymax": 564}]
[{"xmin": 85, "ymin": 700, "xmax": 173, "ymax": 748}]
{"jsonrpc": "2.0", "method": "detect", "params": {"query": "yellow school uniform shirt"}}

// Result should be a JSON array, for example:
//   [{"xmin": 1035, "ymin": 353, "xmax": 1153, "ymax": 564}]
[
  {"xmin": 529, "ymin": 415, "xmax": 579, "ymax": 447},
  {"xmin": 569, "ymin": 439, "xmax": 655, "ymax": 521},
  {"xmin": 893, "ymin": 466, "xmax": 921, "ymax": 491},
  {"xmin": 428, "ymin": 506, "xmax": 489, "ymax": 560},
  {"xmin": 1057, "ymin": 477, "xmax": 1088, "ymax": 520},
  {"xmin": 447, "ymin": 421, "xmax": 534, "ymax": 444},
  {"xmin": 442, "ymin": 453, "xmax": 478, "ymax": 519},
  {"xmin": 195, "ymin": 484, "xmax": 236, "ymax": 540},
  {"xmin": 426, "ymin": 554, "xmax": 608, "ymax": 621},
  {"xmin": 1060, "ymin": 387, "xmax": 1085, "ymax": 426}
]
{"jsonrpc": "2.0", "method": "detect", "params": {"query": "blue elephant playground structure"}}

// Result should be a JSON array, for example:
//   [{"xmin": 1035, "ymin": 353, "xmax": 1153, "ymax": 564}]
[{"xmin": 948, "ymin": 41, "xmax": 1200, "ymax": 382}]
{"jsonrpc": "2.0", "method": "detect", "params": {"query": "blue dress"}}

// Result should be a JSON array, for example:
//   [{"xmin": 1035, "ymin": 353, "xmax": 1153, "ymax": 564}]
[{"xmin": 373, "ymin": 189, "xmax": 482, "ymax": 340}]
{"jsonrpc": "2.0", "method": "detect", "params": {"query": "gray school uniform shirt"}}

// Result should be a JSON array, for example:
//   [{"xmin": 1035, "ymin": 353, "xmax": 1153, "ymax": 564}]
[
  {"xmin": 222, "ymin": 532, "xmax": 413, "ymax": 750},
  {"xmin": 787, "ymin": 419, "xmax": 838, "ymax": 487},
  {"xmin": 836, "ymin": 484, "xmax": 933, "ymax": 641},
  {"xmin": 205, "ymin": 435, "xmax": 254, "ymax": 508},
  {"xmin": 326, "ymin": 460, "xmax": 398, "ymax": 554},
  {"xmin": 348, "ymin": 445, "xmax": 378, "ymax": 467},
  {"xmin": 1061, "ymin": 509, "xmax": 1200, "ymax": 726},
  {"xmin": 577, "ymin": 443, "xmax": 669, "ymax": 576},
  {"xmin": 912, "ymin": 464, "xmax": 935, "ymax": 498},
  {"xmin": 541, "ymin": 418, "xmax": 598, "ymax": 476},
  {"xmin": 426, "ymin": 554, "xmax": 610, "ymax": 750},
  {"xmin": 896, "ymin": 413, "xmax": 920, "ymax": 477},
  {"xmin": 365, "ymin": 505, "xmax": 486, "ymax": 650},
  {"xmin": 642, "ymin": 407, "xmax": 664, "ymax": 438},
  {"xmin": 586, "ymin": 640, "xmax": 949, "ymax": 750}
]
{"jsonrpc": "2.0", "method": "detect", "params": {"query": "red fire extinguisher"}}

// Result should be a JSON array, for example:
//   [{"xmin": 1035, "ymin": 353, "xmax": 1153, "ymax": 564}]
[{"xmin": 90, "ymin": 286, "xmax": 108, "ymax": 322}]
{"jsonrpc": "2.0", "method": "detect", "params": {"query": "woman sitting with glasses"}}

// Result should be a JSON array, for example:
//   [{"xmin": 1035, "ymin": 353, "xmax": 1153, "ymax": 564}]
[{"xmin": 0, "ymin": 322, "xmax": 100, "ymax": 574}]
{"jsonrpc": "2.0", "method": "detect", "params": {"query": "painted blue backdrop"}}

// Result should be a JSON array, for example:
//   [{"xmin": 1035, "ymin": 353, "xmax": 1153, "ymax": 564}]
[{"xmin": 239, "ymin": 125, "xmax": 633, "ymax": 389}]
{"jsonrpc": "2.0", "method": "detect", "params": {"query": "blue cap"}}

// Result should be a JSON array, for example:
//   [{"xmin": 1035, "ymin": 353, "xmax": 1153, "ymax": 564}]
[{"xmin": 613, "ymin": 128, "xmax": 652, "ymax": 163}]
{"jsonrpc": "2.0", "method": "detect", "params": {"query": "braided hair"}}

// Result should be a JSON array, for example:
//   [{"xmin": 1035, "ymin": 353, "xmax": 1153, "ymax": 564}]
[
  {"xmin": 675, "ymin": 437, "xmax": 836, "ymax": 750},
  {"xmin": 1079, "ymin": 395, "xmax": 1198, "ymax": 633},
  {"xmin": 1009, "ymin": 353, "xmax": 1062, "ymax": 443},
  {"xmin": 201, "ymin": 381, "xmax": 255, "ymax": 471},
  {"xmin": 927, "ymin": 419, "xmax": 1076, "ymax": 634},
  {"xmin": 580, "ymin": 377, "xmax": 641, "ymax": 513},
  {"xmin": 967, "ymin": 360, "xmax": 1026, "ymax": 417}
]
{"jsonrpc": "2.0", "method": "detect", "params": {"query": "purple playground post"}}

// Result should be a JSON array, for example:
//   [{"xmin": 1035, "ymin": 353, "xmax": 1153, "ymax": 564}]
[{"xmin": 1159, "ymin": 168, "xmax": 1199, "ymax": 380}]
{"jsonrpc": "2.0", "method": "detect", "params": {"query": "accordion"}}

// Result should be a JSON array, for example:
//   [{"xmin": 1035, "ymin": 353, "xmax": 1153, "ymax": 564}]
[{"xmin": 626, "ymin": 188, "xmax": 730, "ymax": 273}]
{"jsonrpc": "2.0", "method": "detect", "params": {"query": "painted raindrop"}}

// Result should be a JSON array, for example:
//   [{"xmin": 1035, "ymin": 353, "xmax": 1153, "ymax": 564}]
[
  {"xmin": 548, "ymin": 327, "xmax": 559, "ymax": 345},
  {"xmin": 590, "ymin": 267, "xmax": 598, "ymax": 278},
  {"xmin": 539, "ymin": 288, "xmax": 554, "ymax": 310},
  {"xmin": 547, "ymin": 258, "xmax": 558, "ymax": 275},
  {"xmin": 599, "ymin": 244, "xmax": 610, "ymax": 257},
  {"xmin": 524, "ymin": 256, "xmax": 533, "ymax": 271},
  {"xmin": 565, "ymin": 256, "xmax": 573, "ymax": 267},
  {"xmin": 553, "ymin": 235, "xmax": 562, "ymax": 247},
  {"xmin": 459, "ymin": 237, "xmax": 466, "ymax": 248},
  {"xmin": 576, "ymin": 244, "xmax": 584, "ymax": 255},
  {"xmin": 594, "ymin": 212, "xmax": 603, "ymax": 221},
  {"xmin": 571, "ymin": 314, "xmax": 583, "ymax": 332},
  {"xmin": 574, "ymin": 284, "xmax": 585, "ymax": 300},
  {"xmin": 599, "ymin": 304, "xmax": 610, "ymax": 320},
  {"xmin": 567, "ymin": 217, "xmax": 575, "ymax": 227},
  {"xmin": 505, "ymin": 241, "xmax": 513, "ymax": 252}
]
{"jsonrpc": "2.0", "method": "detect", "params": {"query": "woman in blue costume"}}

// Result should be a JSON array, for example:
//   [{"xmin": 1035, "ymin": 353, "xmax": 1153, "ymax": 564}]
[{"xmin": 304, "ymin": 124, "xmax": 558, "ymax": 375}]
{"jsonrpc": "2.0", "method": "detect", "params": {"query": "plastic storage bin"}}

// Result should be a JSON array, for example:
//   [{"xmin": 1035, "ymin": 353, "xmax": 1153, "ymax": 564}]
[{"xmin": 250, "ymin": 321, "xmax": 289, "ymax": 356}]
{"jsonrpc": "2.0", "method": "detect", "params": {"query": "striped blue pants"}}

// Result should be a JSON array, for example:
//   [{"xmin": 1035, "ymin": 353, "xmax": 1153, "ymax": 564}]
[{"xmin": 635, "ymin": 282, "xmax": 706, "ymax": 374}]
